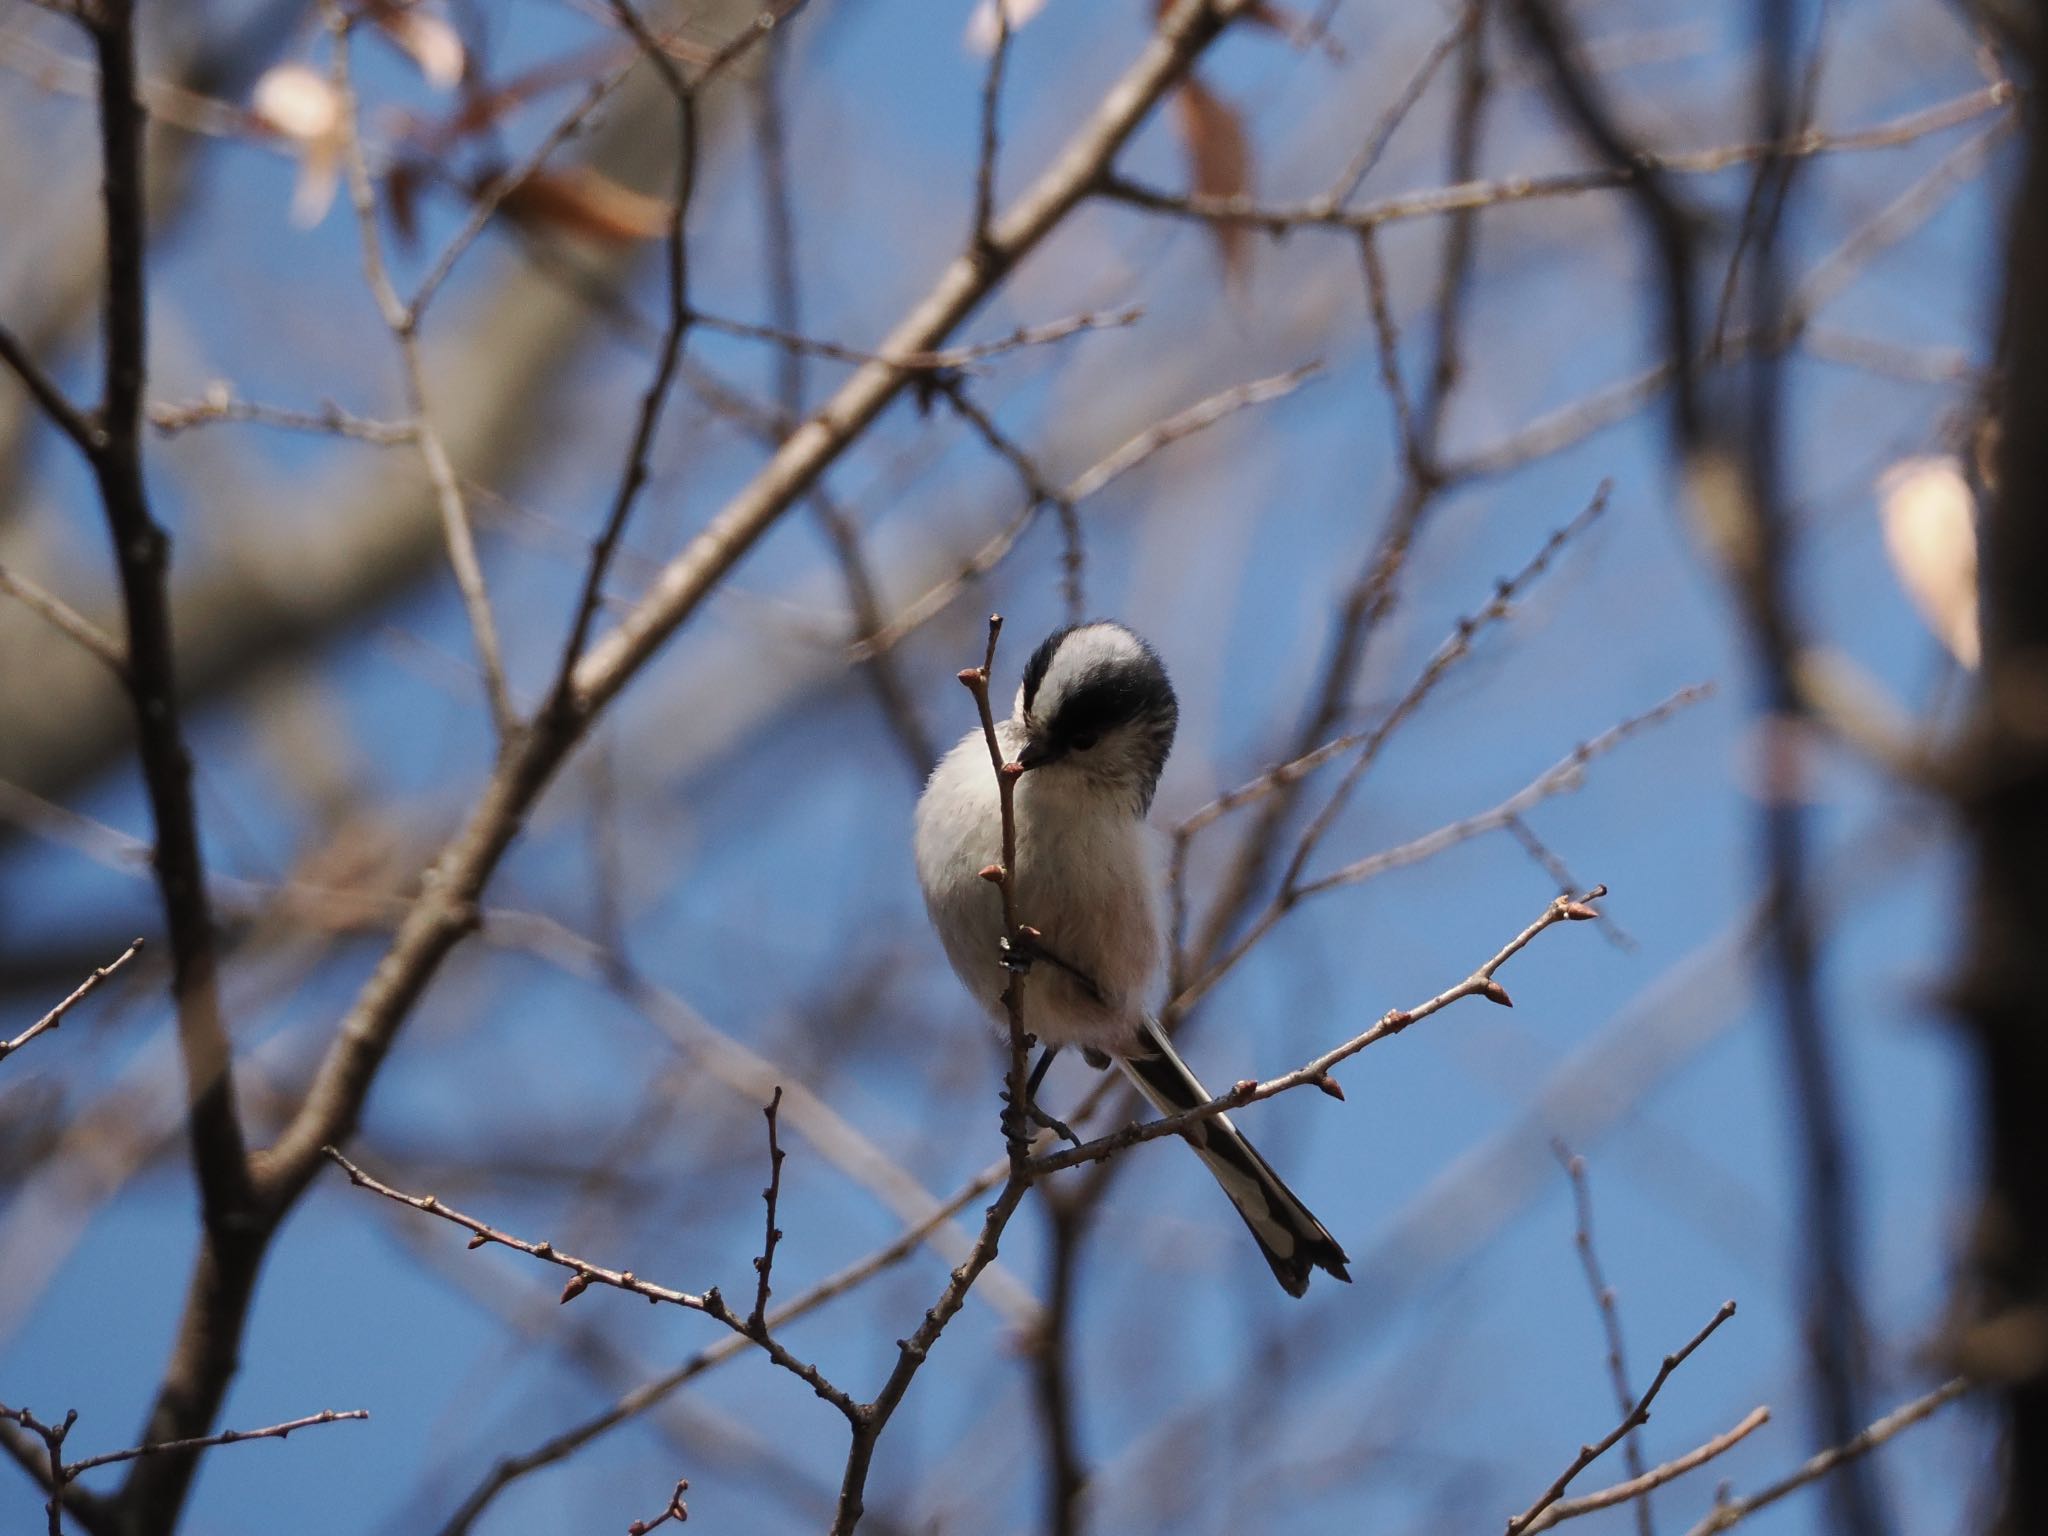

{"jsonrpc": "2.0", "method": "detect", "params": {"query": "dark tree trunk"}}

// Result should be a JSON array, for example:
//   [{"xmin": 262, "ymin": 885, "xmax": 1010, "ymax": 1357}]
[{"xmin": 1959, "ymin": 22, "xmax": 2048, "ymax": 1533}]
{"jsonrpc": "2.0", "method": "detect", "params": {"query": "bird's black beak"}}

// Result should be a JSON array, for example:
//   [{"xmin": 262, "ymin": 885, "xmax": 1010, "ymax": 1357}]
[{"xmin": 1015, "ymin": 736, "xmax": 1058, "ymax": 771}]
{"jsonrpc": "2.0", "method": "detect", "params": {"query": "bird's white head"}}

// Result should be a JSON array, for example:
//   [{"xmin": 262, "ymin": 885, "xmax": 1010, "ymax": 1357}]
[{"xmin": 1011, "ymin": 621, "xmax": 1178, "ymax": 812}]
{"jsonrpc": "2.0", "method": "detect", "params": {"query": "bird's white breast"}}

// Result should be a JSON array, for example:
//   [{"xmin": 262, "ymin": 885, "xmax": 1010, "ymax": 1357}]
[{"xmin": 914, "ymin": 724, "xmax": 1160, "ymax": 1054}]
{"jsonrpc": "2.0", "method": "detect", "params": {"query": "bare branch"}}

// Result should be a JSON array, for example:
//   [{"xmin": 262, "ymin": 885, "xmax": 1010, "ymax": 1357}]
[
  {"xmin": 60, "ymin": 1410, "xmax": 370, "ymax": 1478},
  {"xmin": 147, "ymin": 393, "xmax": 415, "ymax": 445},
  {"xmin": 750, "ymin": 39, "xmax": 937, "ymax": 772},
  {"xmin": 854, "ymin": 362, "xmax": 1321, "ymax": 660},
  {"xmin": 1100, "ymin": 82, "xmax": 2012, "ymax": 236},
  {"xmin": 0, "ymin": 938, "xmax": 143, "ymax": 1064},
  {"xmin": 831, "ymin": 1176, "xmax": 1033, "ymax": 1534},
  {"xmin": 1, "ymin": 1401, "xmax": 364, "ymax": 1536},
  {"xmin": 685, "ymin": 304, "xmax": 1142, "ymax": 373},
  {"xmin": 1506, "ymin": 1300, "xmax": 1739, "ymax": 1535},
  {"xmin": 548, "ymin": 0, "xmax": 699, "ymax": 706},
  {"xmin": 748, "ymin": 1087, "xmax": 787, "ymax": 1336},
  {"xmin": 1679, "ymin": 1379, "xmax": 1969, "ymax": 1536},
  {"xmin": 0, "ymin": 563, "xmax": 127, "ymax": 679},
  {"xmin": 434, "ymin": 1154, "xmax": 1012, "ymax": 1536},
  {"xmin": 957, "ymin": 614, "xmax": 1034, "ymax": 1168},
  {"xmin": 0, "ymin": 321, "xmax": 101, "ymax": 456},
  {"xmin": 0, "ymin": 1404, "xmax": 82, "ymax": 1536},
  {"xmin": 971, "ymin": 0, "xmax": 1013, "ymax": 252},
  {"xmin": 323, "ymin": 1147, "xmax": 862, "ymax": 1421},
  {"xmin": 1290, "ymin": 687, "xmax": 1712, "ymax": 902},
  {"xmin": 1525, "ymin": 1406, "xmax": 1770, "ymax": 1533},
  {"xmin": 1326, "ymin": 3, "xmax": 1476, "ymax": 206},
  {"xmin": 1171, "ymin": 485, "xmax": 1620, "ymax": 1002},
  {"xmin": 328, "ymin": 5, "xmax": 515, "ymax": 739},
  {"xmin": 627, "ymin": 1478, "xmax": 690, "ymax": 1535},
  {"xmin": 1554, "ymin": 1142, "xmax": 1654, "ymax": 1534},
  {"xmin": 1032, "ymin": 886, "xmax": 1605, "ymax": 1177}
]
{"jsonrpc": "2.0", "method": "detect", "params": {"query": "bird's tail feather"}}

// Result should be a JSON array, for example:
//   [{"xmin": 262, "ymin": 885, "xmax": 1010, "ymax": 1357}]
[{"xmin": 1117, "ymin": 1018, "xmax": 1351, "ymax": 1297}]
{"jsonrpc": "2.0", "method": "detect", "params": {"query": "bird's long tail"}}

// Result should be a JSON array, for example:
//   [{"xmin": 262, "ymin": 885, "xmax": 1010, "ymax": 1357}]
[{"xmin": 1117, "ymin": 1018, "xmax": 1351, "ymax": 1297}]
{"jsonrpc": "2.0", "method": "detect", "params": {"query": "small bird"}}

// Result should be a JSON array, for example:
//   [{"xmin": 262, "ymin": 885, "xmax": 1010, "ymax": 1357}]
[{"xmin": 914, "ymin": 620, "xmax": 1351, "ymax": 1296}]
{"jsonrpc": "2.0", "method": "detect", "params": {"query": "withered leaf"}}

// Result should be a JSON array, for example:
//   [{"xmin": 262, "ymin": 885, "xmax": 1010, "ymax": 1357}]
[
  {"xmin": 1173, "ymin": 75, "xmax": 1253, "ymax": 287},
  {"xmin": 491, "ymin": 165, "xmax": 673, "ymax": 243}
]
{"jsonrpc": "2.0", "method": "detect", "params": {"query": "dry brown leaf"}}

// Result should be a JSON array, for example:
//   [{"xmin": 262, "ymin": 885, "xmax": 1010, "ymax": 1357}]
[
  {"xmin": 251, "ymin": 62, "xmax": 338, "ymax": 142},
  {"xmin": 1174, "ymin": 75, "xmax": 1252, "ymax": 287},
  {"xmin": 1877, "ymin": 455, "xmax": 1980, "ymax": 669},
  {"xmin": 491, "ymin": 165, "xmax": 673, "ymax": 243},
  {"xmin": 365, "ymin": 0, "xmax": 466, "ymax": 87},
  {"xmin": 384, "ymin": 158, "xmax": 424, "ymax": 249},
  {"xmin": 408, "ymin": 41, "xmax": 627, "ymax": 155},
  {"xmin": 251, "ymin": 63, "xmax": 343, "ymax": 227}
]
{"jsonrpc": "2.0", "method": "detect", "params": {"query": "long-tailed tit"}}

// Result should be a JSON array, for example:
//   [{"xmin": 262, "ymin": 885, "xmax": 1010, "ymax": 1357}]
[{"xmin": 915, "ymin": 621, "xmax": 1351, "ymax": 1296}]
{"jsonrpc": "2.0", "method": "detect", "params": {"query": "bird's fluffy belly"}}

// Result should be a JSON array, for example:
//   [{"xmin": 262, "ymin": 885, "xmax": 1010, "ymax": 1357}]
[{"xmin": 914, "ymin": 730, "xmax": 1160, "ymax": 1055}]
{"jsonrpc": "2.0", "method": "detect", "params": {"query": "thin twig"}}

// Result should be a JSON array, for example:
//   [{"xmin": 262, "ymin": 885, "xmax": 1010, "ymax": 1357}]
[
  {"xmin": 1099, "ymin": 81, "xmax": 2012, "ymax": 235},
  {"xmin": 627, "ymin": 1478, "xmax": 690, "ymax": 1535},
  {"xmin": 1176, "ymin": 17, "xmax": 1491, "ymax": 995},
  {"xmin": 432, "ymin": 1154, "xmax": 1013, "ymax": 1536},
  {"xmin": 1555, "ymin": 1141, "xmax": 1654, "ymax": 1534},
  {"xmin": 1357, "ymin": 227, "xmax": 1422, "ymax": 476},
  {"xmin": 686, "ymin": 305, "xmax": 1141, "ymax": 373},
  {"xmin": 322, "ymin": 1146, "xmax": 861, "ymax": 1421},
  {"xmin": 925, "ymin": 375, "xmax": 1085, "ymax": 623},
  {"xmin": 59, "ymin": 1410, "xmax": 370, "ymax": 1477},
  {"xmin": 1327, "ymin": 3, "xmax": 1476, "ymax": 206},
  {"xmin": 831, "ymin": 1175, "xmax": 1033, "ymax": 1534},
  {"xmin": 1032, "ymin": 1194, "xmax": 1088, "ymax": 1536},
  {"xmin": 1170, "ymin": 485, "xmax": 1615, "ymax": 1003},
  {"xmin": 971, "ymin": 0, "xmax": 1013, "ymax": 252},
  {"xmin": 750, "ymin": 37, "xmax": 936, "ymax": 773},
  {"xmin": 0, "ymin": 938, "xmax": 144, "ymax": 1063},
  {"xmin": 1525, "ymin": 1407, "xmax": 1770, "ymax": 1532},
  {"xmin": 147, "ymin": 393, "xmax": 415, "ymax": 445},
  {"xmin": 0, "ymin": 1404, "xmax": 73, "ymax": 1536},
  {"xmin": 748, "ymin": 1087, "xmax": 786, "ymax": 1335},
  {"xmin": 0, "ymin": 322, "xmax": 101, "ymax": 454},
  {"xmin": 548, "ymin": 0, "xmax": 698, "ymax": 708},
  {"xmin": 957, "ymin": 615, "xmax": 1034, "ymax": 1169},
  {"xmin": 328, "ymin": 6, "xmax": 514, "ymax": 739},
  {"xmin": 853, "ymin": 362, "xmax": 1320, "ymax": 660},
  {"xmin": 1289, "ymin": 689, "xmax": 1710, "ymax": 902},
  {"xmin": 1031, "ymin": 886, "xmax": 1605, "ymax": 1177},
  {"xmin": 0, "ymin": 1401, "xmax": 366, "ymax": 1536},
  {"xmin": 1678, "ymin": 1379, "xmax": 1969, "ymax": 1536},
  {"xmin": 0, "ymin": 563, "xmax": 127, "ymax": 679},
  {"xmin": 1506, "ymin": 1300, "xmax": 1739, "ymax": 1535},
  {"xmin": 406, "ymin": 1, "xmax": 805, "ymax": 320}
]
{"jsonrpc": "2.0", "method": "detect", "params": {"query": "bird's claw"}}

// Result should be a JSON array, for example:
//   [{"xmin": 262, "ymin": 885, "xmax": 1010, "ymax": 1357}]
[
  {"xmin": 1027, "ymin": 1101, "xmax": 1082, "ymax": 1146},
  {"xmin": 998, "ymin": 933, "xmax": 1035, "ymax": 975}
]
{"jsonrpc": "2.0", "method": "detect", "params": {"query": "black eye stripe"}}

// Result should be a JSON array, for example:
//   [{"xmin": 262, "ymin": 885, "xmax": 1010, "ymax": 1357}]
[{"xmin": 1047, "ymin": 668, "xmax": 1177, "ymax": 743}]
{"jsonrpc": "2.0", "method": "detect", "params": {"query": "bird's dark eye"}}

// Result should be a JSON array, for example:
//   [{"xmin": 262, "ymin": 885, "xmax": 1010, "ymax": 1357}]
[{"xmin": 1070, "ymin": 731, "xmax": 1100, "ymax": 752}]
